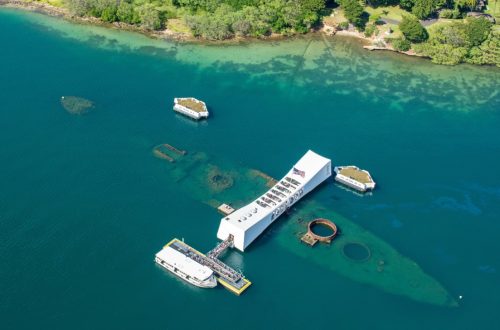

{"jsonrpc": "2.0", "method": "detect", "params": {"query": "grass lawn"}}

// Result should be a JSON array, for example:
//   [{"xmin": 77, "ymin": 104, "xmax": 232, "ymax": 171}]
[
  {"xmin": 425, "ymin": 19, "xmax": 455, "ymax": 36},
  {"xmin": 381, "ymin": 24, "xmax": 402, "ymax": 38},
  {"xmin": 33, "ymin": 0, "xmax": 64, "ymax": 7},
  {"xmin": 323, "ymin": 8, "xmax": 347, "ymax": 26},
  {"xmin": 365, "ymin": 6, "xmax": 405, "ymax": 39},
  {"xmin": 365, "ymin": 6, "xmax": 409, "ymax": 22},
  {"xmin": 322, "ymin": 7, "xmax": 403, "ymax": 39},
  {"xmin": 486, "ymin": 0, "xmax": 500, "ymax": 20}
]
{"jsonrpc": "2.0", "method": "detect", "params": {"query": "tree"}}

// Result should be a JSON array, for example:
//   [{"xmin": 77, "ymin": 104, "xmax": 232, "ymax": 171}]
[
  {"xmin": 204, "ymin": 18, "xmax": 233, "ymax": 40},
  {"xmin": 392, "ymin": 38, "xmax": 411, "ymax": 51},
  {"xmin": 411, "ymin": 0, "xmax": 436, "ymax": 19},
  {"xmin": 116, "ymin": 1, "xmax": 135, "ymax": 24},
  {"xmin": 101, "ymin": 6, "xmax": 117, "ymax": 22},
  {"xmin": 467, "ymin": 29, "xmax": 499, "ymax": 67},
  {"xmin": 239, "ymin": 6, "xmax": 270, "ymax": 36},
  {"xmin": 340, "ymin": 0, "xmax": 365, "ymax": 28},
  {"xmin": 66, "ymin": 0, "xmax": 93, "ymax": 16},
  {"xmin": 399, "ymin": 15, "xmax": 428, "ymax": 42},
  {"xmin": 440, "ymin": 24, "xmax": 468, "ymax": 47},
  {"xmin": 431, "ymin": 18, "xmax": 491, "ymax": 48},
  {"xmin": 455, "ymin": 0, "xmax": 477, "ymax": 11},
  {"xmin": 465, "ymin": 17, "xmax": 492, "ymax": 47},
  {"xmin": 400, "ymin": 0, "xmax": 414, "ymax": 11},
  {"xmin": 412, "ymin": 16, "xmax": 495, "ymax": 66},
  {"xmin": 232, "ymin": 19, "xmax": 251, "ymax": 36},
  {"xmin": 364, "ymin": 24, "xmax": 377, "ymax": 37},
  {"xmin": 138, "ymin": 3, "xmax": 162, "ymax": 30},
  {"xmin": 185, "ymin": 8, "xmax": 234, "ymax": 40},
  {"xmin": 413, "ymin": 43, "xmax": 468, "ymax": 64}
]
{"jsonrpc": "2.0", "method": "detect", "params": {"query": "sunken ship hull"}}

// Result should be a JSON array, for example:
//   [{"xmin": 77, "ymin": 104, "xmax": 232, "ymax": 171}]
[{"xmin": 153, "ymin": 147, "xmax": 456, "ymax": 307}]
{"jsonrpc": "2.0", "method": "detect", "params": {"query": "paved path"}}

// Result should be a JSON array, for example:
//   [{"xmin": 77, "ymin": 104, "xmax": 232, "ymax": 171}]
[
  {"xmin": 382, "ymin": 17, "xmax": 438, "ymax": 27},
  {"xmin": 420, "ymin": 18, "xmax": 438, "ymax": 27},
  {"xmin": 381, "ymin": 18, "xmax": 401, "ymax": 25}
]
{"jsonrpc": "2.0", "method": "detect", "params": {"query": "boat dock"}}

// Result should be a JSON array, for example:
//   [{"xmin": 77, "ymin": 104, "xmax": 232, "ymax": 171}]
[
  {"xmin": 218, "ymin": 203, "xmax": 235, "ymax": 215},
  {"xmin": 173, "ymin": 97, "xmax": 209, "ymax": 120},
  {"xmin": 162, "ymin": 238, "xmax": 251, "ymax": 295},
  {"xmin": 334, "ymin": 165, "xmax": 376, "ymax": 192}
]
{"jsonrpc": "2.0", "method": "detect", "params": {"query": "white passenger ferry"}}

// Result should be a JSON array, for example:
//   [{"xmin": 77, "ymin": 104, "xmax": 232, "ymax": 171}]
[
  {"xmin": 155, "ymin": 243, "xmax": 217, "ymax": 288},
  {"xmin": 173, "ymin": 97, "xmax": 209, "ymax": 120}
]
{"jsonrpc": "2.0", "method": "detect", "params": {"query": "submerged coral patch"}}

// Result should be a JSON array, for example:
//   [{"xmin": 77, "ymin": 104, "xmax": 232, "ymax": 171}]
[{"xmin": 61, "ymin": 96, "xmax": 94, "ymax": 115}]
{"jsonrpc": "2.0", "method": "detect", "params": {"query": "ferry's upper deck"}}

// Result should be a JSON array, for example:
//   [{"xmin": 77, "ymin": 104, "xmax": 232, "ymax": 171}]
[{"xmin": 156, "ymin": 245, "xmax": 214, "ymax": 281}]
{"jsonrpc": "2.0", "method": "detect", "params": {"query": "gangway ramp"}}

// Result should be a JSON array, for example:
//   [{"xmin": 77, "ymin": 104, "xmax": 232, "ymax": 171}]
[{"xmin": 164, "ymin": 238, "xmax": 251, "ymax": 295}]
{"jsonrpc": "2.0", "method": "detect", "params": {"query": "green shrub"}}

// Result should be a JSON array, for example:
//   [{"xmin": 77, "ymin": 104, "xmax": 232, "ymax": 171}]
[
  {"xmin": 465, "ymin": 30, "xmax": 500, "ymax": 67},
  {"xmin": 340, "ymin": 0, "xmax": 366, "ymax": 28},
  {"xmin": 412, "ymin": 0, "xmax": 438, "ymax": 19},
  {"xmin": 399, "ymin": 15, "xmax": 428, "ymax": 43},
  {"xmin": 439, "ymin": 9, "xmax": 462, "ymax": 19},
  {"xmin": 232, "ymin": 19, "xmax": 251, "ymax": 36},
  {"xmin": 101, "ymin": 7, "xmax": 117, "ymax": 23},
  {"xmin": 465, "ymin": 17, "xmax": 493, "ymax": 47},
  {"xmin": 371, "ymin": 13, "xmax": 381, "ymax": 23},
  {"xmin": 400, "ymin": 0, "xmax": 414, "ymax": 11},
  {"xmin": 392, "ymin": 38, "xmax": 411, "ymax": 51},
  {"xmin": 364, "ymin": 24, "xmax": 377, "ymax": 37},
  {"xmin": 116, "ymin": 2, "xmax": 135, "ymax": 24},
  {"xmin": 413, "ymin": 43, "xmax": 468, "ymax": 65},
  {"xmin": 137, "ymin": 3, "xmax": 162, "ymax": 30},
  {"xmin": 438, "ymin": 9, "xmax": 453, "ymax": 19},
  {"xmin": 338, "ymin": 21, "xmax": 349, "ymax": 30}
]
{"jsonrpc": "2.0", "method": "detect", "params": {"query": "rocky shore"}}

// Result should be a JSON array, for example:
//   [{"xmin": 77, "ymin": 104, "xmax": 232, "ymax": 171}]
[{"xmin": 321, "ymin": 22, "xmax": 425, "ymax": 58}]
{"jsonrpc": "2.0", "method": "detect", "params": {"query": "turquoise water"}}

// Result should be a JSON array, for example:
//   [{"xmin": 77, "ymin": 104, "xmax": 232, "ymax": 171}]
[{"xmin": 1, "ymin": 8, "xmax": 500, "ymax": 329}]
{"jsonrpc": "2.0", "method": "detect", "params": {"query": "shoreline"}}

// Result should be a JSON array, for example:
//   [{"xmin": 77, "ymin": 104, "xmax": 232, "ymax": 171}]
[
  {"xmin": 321, "ymin": 24, "xmax": 427, "ymax": 59},
  {"xmin": 0, "ymin": 0, "xmax": 425, "ymax": 58},
  {"xmin": 0, "ymin": 0, "xmax": 193, "ymax": 42},
  {"xmin": 0, "ymin": 0, "xmax": 293, "ymax": 44}
]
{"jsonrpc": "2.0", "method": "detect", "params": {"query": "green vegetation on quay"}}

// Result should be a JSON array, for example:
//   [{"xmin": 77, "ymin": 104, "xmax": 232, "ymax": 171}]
[{"xmin": 16, "ymin": 0, "xmax": 500, "ymax": 66}]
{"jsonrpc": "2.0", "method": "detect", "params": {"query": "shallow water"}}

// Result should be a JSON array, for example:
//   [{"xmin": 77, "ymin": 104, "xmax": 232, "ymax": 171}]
[{"xmin": 1, "ymin": 8, "xmax": 500, "ymax": 330}]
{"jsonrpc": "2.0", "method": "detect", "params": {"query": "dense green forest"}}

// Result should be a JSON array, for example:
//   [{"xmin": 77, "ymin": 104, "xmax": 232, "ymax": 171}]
[
  {"xmin": 65, "ymin": 0, "xmax": 329, "ymax": 36},
  {"xmin": 57, "ymin": 0, "xmax": 499, "ymax": 65}
]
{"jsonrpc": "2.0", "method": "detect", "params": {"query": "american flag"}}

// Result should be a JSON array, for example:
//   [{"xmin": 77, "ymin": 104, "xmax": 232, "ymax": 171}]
[{"xmin": 293, "ymin": 167, "xmax": 305, "ymax": 178}]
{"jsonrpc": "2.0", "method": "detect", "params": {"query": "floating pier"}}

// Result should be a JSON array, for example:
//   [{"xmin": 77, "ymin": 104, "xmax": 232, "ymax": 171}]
[
  {"xmin": 157, "ymin": 238, "xmax": 251, "ymax": 295},
  {"xmin": 334, "ymin": 165, "xmax": 376, "ymax": 193},
  {"xmin": 173, "ymin": 97, "xmax": 209, "ymax": 120},
  {"xmin": 218, "ymin": 203, "xmax": 235, "ymax": 215}
]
